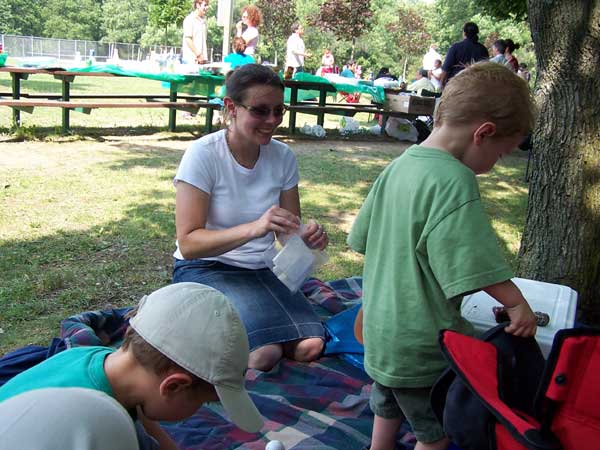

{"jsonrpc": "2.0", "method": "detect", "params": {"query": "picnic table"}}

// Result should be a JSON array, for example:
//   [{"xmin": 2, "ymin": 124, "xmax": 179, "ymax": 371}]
[
  {"xmin": 1, "ymin": 64, "xmax": 426, "ymax": 134},
  {"xmin": 0, "ymin": 64, "xmax": 224, "ymax": 133}
]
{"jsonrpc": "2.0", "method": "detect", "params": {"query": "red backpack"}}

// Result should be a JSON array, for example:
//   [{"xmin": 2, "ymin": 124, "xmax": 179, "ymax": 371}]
[{"xmin": 431, "ymin": 324, "xmax": 600, "ymax": 450}]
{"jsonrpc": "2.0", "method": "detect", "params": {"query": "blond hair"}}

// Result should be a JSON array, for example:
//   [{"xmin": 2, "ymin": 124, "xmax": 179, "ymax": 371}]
[{"xmin": 435, "ymin": 62, "xmax": 536, "ymax": 136}]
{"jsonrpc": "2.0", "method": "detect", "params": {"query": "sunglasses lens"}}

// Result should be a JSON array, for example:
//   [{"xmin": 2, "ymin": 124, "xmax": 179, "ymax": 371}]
[{"xmin": 251, "ymin": 108, "xmax": 271, "ymax": 118}]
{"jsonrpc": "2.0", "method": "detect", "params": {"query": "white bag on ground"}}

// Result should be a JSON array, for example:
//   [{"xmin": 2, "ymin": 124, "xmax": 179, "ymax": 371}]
[
  {"xmin": 339, "ymin": 117, "xmax": 360, "ymax": 135},
  {"xmin": 385, "ymin": 117, "xmax": 418, "ymax": 142}
]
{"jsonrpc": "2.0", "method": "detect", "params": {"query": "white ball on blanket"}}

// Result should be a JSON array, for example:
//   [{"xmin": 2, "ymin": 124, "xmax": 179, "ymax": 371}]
[{"xmin": 265, "ymin": 440, "xmax": 286, "ymax": 450}]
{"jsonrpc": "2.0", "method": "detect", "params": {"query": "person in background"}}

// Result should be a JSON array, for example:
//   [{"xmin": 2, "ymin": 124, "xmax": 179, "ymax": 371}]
[
  {"xmin": 422, "ymin": 44, "xmax": 442, "ymax": 71},
  {"xmin": 0, "ymin": 283, "xmax": 264, "ymax": 450},
  {"xmin": 340, "ymin": 61, "xmax": 356, "ymax": 78},
  {"xmin": 349, "ymin": 62, "xmax": 537, "ymax": 450},
  {"xmin": 354, "ymin": 64, "xmax": 363, "ymax": 79},
  {"xmin": 440, "ymin": 22, "xmax": 488, "ymax": 88},
  {"xmin": 429, "ymin": 59, "xmax": 443, "ymax": 92},
  {"xmin": 172, "ymin": 65, "xmax": 328, "ymax": 373},
  {"xmin": 407, "ymin": 68, "xmax": 436, "ymax": 94},
  {"xmin": 321, "ymin": 48, "xmax": 335, "ymax": 74},
  {"xmin": 504, "ymin": 39, "xmax": 520, "ymax": 72},
  {"xmin": 224, "ymin": 37, "xmax": 255, "ymax": 69},
  {"xmin": 518, "ymin": 62, "xmax": 531, "ymax": 83},
  {"xmin": 490, "ymin": 39, "xmax": 508, "ymax": 65},
  {"xmin": 285, "ymin": 23, "xmax": 310, "ymax": 75},
  {"xmin": 181, "ymin": 0, "xmax": 209, "ymax": 64},
  {"xmin": 0, "ymin": 388, "xmax": 140, "ymax": 450},
  {"xmin": 375, "ymin": 67, "xmax": 398, "ymax": 81},
  {"xmin": 236, "ymin": 5, "xmax": 262, "ymax": 56}
]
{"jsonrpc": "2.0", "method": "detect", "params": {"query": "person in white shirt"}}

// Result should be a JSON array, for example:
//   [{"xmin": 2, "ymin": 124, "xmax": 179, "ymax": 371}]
[
  {"xmin": 429, "ymin": 59, "xmax": 443, "ymax": 92},
  {"xmin": 235, "ymin": 5, "xmax": 262, "ymax": 56},
  {"xmin": 422, "ymin": 44, "xmax": 442, "ymax": 71},
  {"xmin": 181, "ymin": 0, "xmax": 209, "ymax": 64},
  {"xmin": 285, "ymin": 23, "xmax": 310, "ymax": 74},
  {"xmin": 172, "ymin": 64, "xmax": 328, "ymax": 372}
]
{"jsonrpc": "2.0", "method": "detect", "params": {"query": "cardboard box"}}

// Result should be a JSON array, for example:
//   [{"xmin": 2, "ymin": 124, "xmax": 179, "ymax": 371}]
[
  {"xmin": 385, "ymin": 92, "xmax": 435, "ymax": 115},
  {"xmin": 461, "ymin": 277, "xmax": 578, "ymax": 358}
]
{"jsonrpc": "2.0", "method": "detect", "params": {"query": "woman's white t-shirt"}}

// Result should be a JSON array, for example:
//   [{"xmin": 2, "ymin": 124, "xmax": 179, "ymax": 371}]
[{"xmin": 173, "ymin": 130, "xmax": 299, "ymax": 269}]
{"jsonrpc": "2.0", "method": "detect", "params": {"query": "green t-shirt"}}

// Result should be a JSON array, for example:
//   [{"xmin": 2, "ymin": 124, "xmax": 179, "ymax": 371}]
[
  {"xmin": 0, "ymin": 346, "xmax": 114, "ymax": 402},
  {"xmin": 347, "ymin": 145, "xmax": 513, "ymax": 388}
]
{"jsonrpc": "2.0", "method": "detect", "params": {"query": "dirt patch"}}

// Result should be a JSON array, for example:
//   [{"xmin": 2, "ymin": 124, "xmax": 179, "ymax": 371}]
[{"xmin": 0, "ymin": 132, "xmax": 411, "ymax": 170}]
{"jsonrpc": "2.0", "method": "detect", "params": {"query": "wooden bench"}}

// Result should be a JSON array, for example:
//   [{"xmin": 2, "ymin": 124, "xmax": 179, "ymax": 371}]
[
  {"xmin": 0, "ymin": 66, "xmax": 224, "ymax": 133},
  {"xmin": 0, "ymin": 99, "xmax": 221, "ymax": 133}
]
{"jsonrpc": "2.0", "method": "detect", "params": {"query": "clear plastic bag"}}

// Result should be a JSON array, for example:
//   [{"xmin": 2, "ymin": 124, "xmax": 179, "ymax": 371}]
[
  {"xmin": 385, "ymin": 117, "xmax": 418, "ymax": 142},
  {"xmin": 262, "ymin": 223, "xmax": 328, "ymax": 293}
]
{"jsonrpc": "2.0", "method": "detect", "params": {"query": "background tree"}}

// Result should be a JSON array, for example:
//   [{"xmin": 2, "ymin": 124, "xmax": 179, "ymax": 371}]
[
  {"xmin": 310, "ymin": 0, "xmax": 373, "ymax": 61},
  {"xmin": 479, "ymin": 0, "xmax": 600, "ymax": 325},
  {"xmin": 0, "ymin": 0, "xmax": 44, "ymax": 36},
  {"xmin": 255, "ymin": 0, "xmax": 297, "ymax": 64},
  {"xmin": 101, "ymin": 0, "xmax": 149, "ymax": 44},
  {"xmin": 387, "ymin": 7, "xmax": 430, "ymax": 79},
  {"xmin": 41, "ymin": 0, "xmax": 103, "ymax": 41},
  {"xmin": 147, "ymin": 0, "xmax": 188, "ymax": 46}
]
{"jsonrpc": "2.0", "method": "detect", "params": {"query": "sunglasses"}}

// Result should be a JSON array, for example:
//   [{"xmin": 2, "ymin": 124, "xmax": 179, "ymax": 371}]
[{"xmin": 236, "ymin": 103, "xmax": 288, "ymax": 119}]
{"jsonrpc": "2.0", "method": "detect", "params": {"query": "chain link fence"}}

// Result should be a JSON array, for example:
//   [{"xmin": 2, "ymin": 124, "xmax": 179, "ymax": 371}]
[{"xmin": 0, "ymin": 34, "xmax": 184, "ymax": 62}]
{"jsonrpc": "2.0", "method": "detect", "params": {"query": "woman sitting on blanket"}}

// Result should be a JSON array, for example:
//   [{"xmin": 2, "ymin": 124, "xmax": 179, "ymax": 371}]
[{"xmin": 172, "ymin": 64, "xmax": 329, "ymax": 371}]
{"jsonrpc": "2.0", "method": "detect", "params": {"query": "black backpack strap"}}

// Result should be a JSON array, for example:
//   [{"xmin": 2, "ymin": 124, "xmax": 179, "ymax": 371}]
[{"xmin": 437, "ymin": 328, "xmax": 562, "ymax": 450}]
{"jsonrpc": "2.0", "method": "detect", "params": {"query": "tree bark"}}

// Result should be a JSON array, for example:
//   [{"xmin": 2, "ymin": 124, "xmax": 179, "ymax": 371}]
[{"xmin": 518, "ymin": 0, "xmax": 600, "ymax": 325}]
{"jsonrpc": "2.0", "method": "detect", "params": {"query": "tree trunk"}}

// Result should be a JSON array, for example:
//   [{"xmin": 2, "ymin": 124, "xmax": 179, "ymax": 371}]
[{"xmin": 518, "ymin": 0, "xmax": 600, "ymax": 325}]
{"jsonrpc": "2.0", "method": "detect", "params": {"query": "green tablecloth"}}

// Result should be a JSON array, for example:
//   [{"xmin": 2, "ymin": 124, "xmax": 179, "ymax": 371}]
[
  {"xmin": 67, "ymin": 64, "xmax": 225, "ymax": 98},
  {"xmin": 64, "ymin": 65, "xmax": 384, "ymax": 103},
  {"xmin": 287, "ymin": 72, "xmax": 385, "ymax": 104}
]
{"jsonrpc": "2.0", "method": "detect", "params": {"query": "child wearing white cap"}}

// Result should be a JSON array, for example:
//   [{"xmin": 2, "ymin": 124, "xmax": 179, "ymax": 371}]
[{"xmin": 0, "ymin": 283, "xmax": 263, "ymax": 450}]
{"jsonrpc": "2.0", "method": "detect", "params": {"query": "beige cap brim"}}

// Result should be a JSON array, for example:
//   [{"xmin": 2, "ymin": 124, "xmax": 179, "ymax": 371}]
[{"xmin": 216, "ymin": 384, "xmax": 263, "ymax": 433}]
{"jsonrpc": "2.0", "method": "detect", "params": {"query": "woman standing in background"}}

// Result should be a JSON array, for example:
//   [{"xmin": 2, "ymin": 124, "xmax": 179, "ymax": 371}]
[
  {"xmin": 504, "ymin": 39, "xmax": 520, "ymax": 72},
  {"xmin": 236, "ymin": 5, "xmax": 262, "ymax": 56}
]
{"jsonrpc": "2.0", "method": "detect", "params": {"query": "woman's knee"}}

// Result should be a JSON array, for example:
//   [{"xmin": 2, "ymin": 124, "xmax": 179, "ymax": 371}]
[
  {"xmin": 248, "ymin": 344, "xmax": 283, "ymax": 371},
  {"xmin": 290, "ymin": 338, "xmax": 324, "ymax": 362}
]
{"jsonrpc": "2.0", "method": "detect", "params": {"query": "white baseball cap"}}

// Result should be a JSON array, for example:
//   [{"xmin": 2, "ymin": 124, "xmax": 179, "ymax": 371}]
[
  {"xmin": 130, "ymin": 282, "xmax": 263, "ymax": 433},
  {"xmin": 0, "ymin": 388, "xmax": 139, "ymax": 450}
]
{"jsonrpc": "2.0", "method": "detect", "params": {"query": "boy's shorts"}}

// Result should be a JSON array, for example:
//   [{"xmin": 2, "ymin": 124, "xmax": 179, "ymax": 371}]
[{"xmin": 370, "ymin": 381, "xmax": 445, "ymax": 444}]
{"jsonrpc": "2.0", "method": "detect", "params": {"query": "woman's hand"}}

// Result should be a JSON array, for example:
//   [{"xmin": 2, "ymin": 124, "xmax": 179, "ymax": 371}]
[
  {"xmin": 236, "ymin": 20, "xmax": 243, "ymax": 31},
  {"xmin": 252, "ymin": 205, "xmax": 300, "ymax": 239},
  {"xmin": 300, "ymin": 220, "xmax": 329, "ymax": 250}
]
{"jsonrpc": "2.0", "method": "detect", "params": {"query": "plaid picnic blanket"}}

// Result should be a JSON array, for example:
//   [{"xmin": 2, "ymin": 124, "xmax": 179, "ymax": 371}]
[{"xmin": 2, "ymin": 277, "xmax": 418, "ymax": 449}]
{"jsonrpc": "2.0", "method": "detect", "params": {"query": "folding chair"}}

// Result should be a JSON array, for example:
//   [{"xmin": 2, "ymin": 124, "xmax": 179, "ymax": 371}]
[{"xmin": 431, "ymin": 324, "xmax": 600, "ymax": 450}]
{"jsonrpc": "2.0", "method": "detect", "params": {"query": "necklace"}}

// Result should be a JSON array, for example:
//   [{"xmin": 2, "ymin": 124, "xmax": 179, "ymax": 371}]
[{"xmin": 225, "ymin": 129, "xmax": 259, "ymax": 169}]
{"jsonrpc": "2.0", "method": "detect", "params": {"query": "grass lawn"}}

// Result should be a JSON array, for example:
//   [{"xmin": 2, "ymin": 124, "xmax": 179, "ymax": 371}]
[
  {"xmin": 0, "ymin": 134, "xmax": 529, "ymax": 356},
  {"xmin": 0, "ymin": 66, "xmax": 530, "ymax": 354}
]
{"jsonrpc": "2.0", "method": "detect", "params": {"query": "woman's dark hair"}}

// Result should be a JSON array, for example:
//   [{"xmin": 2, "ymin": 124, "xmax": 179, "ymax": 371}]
[
  {"xmin": 493, "ymin": 39, "xmax": 507, "ymax": 54},
  {"xmin": 225, "ymin": 64, "xmax": 284, "ymax": 104},
  {"xmin": 463, "ymin": 22, "xmax": 479, "ymax": 41},
  {"xmin": 291, "ymin": 22, "xmax": 301, "ymax": 33},
  {"xmin": 504, "ymin": 39, "xmax": 520, "ymax": 53}
]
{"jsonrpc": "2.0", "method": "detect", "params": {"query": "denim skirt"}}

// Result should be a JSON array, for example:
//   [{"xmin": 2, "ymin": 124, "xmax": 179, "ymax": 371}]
[{"xmin": 173, "ymin": 258, "xmax": 324, "ymax": 351}]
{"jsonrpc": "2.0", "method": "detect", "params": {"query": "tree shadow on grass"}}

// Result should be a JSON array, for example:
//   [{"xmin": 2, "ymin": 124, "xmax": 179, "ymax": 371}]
[{"xmin": 0, "ymin": 191, "xmax": 177, "ymax": 354}]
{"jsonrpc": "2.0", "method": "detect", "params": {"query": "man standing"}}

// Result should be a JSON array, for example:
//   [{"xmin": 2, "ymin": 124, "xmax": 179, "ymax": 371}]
[
  {"xmin": 182, "ymin": 0, "xmax": 209, "ymax": 64},
  {"xmin": 285, "ymin": 23, "xmax": 310, "ymax": 75}
]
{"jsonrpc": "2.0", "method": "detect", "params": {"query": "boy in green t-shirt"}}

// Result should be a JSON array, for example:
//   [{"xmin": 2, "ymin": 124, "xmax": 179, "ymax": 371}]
[
  {"xmin": 348, "ymin": 62, "xmax": 538, "ymax": 450},
  {"xmin": 0, "ymin": 283, "xmax": 263, "ymax": 449}
]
